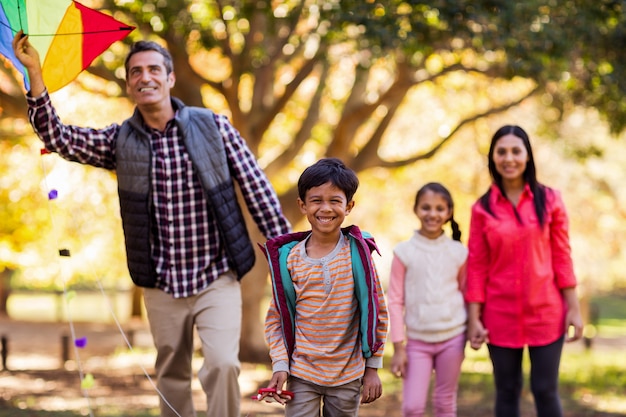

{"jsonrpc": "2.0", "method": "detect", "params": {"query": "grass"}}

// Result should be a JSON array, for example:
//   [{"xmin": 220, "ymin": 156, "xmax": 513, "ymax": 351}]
[
  {"xmin": 2, "ymin": 343, "xmax": 625, "ymax": 417},
  {"xmin": 0, "ymin": 411, "xmax": 158, "ymax": 417},
  {"xmin": 2, "ymin": 293, "xmax": 625, "ymax": 416},
  {"xmin": 589, "ymin": 292, "xmax": 626, "ymax": 337}
]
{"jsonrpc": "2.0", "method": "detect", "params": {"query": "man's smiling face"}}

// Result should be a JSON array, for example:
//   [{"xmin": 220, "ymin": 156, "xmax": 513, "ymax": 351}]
[{"xmin": 125, "ymin": 50, "xmax": 175, "ymax": 109}]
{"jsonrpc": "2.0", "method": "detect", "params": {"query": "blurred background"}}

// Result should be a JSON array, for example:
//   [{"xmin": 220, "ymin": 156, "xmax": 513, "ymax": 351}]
[{"xmin": 1, "ymin": 1, "xmax": 625, "ymax": 415}]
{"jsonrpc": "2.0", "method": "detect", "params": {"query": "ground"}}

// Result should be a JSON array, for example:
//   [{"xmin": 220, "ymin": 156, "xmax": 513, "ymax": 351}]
[
  {"xmin": 0, "ymin": 317, "xmax": 622, "ymax": 417},
  {"xmin": 0, "ymin": 317, "xmax": 400, "ymax": 417}
]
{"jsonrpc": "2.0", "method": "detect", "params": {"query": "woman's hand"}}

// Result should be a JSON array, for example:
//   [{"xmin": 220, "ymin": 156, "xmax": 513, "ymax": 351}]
[
  {"xmin": 467, "ymin": 319, "xmax": 489, "ymax": 350},
  {"xmin": 563, "ymin": 287, "xmax": 584, "ymax": 342},
  {"xmin": 467, "ymin": 302, "xmax": 488, "ymax": 350}
]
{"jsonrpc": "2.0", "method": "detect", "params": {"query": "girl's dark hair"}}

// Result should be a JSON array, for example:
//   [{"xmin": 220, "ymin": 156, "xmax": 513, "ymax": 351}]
[
  {"xmin": 125, "ymin": 40, "xmax": 174, "ymax": 78},
  {"xmin": 298, "ymin": 157, "xmax": 359, "ymax": 202},
  {"xmin": 479, "ymin": 125, "xmax": 548, "ymax": 227},
  {"xmin": 414, "ymin": 182, "xmax": 462, "ymax": 241}
]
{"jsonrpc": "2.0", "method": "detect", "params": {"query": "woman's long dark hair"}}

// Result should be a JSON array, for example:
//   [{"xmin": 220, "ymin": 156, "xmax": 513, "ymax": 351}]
[{"xmin": 479, "ymin": 125, "xmax": 548, "ymax": 227}]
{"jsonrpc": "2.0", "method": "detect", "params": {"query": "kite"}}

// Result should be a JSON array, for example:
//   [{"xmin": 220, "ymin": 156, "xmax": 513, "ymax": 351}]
[{"xmin": 0, "ymin": 0, "xmax": 134, "ymax": 92}]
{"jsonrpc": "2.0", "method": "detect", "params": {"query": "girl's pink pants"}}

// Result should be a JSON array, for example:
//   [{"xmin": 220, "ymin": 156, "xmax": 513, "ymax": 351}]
[{"xmin": 403, "ymin": 332, "xmax": 466, "ymax": 417}]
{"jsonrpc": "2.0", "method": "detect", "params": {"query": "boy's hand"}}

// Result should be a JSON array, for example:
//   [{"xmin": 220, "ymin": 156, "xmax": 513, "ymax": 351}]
[
  {"xmin": 360, "ymin": 367, "xmax": 382, "ymax": 404},
  {"xmin": 259, "ymin": 371, "xmax": 290, "ymax": 404}
]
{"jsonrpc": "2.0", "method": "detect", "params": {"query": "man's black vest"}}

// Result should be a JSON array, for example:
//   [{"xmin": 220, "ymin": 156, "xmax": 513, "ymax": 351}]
[{"xmin": 116, "ymin": 98, "xmax": 255, "ymax": 287}]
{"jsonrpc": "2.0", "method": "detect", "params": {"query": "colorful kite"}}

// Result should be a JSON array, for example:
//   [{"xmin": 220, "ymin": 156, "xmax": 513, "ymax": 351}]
[{"xmin": 0, "ymin": 0, "xmax": 134, "ymax": 92}]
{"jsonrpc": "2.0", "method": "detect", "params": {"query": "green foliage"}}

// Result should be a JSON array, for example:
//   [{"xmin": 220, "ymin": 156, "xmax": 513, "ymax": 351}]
[
  {"xmin": 336, "ymin": 0, "xmax": 626, "ymax": 130},
  {"xmin": 3, "ymin": 0, "xmax": 626, "ymax": 181}
]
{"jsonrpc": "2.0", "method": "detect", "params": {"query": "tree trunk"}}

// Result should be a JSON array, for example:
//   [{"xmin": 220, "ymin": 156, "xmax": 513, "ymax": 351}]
[
  {"xmin": 239, "ymin": 232, "xmax": 272, "ymax": 364},
  {"xmin": 578, "ymin": 288, "xmax": 594, "ymax": 349},
  {"xmin": 131, "ymin": 286, "xmax": 143, "ymax": 318},
  {"xmin": 0, "ymin": 268, "xmax": 12, "ymax": 317}
]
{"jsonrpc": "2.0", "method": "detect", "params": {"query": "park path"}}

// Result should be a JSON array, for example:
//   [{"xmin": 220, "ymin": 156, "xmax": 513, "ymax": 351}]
[
  {"xmin": 0, "ymin": 317, "xmax": 397, "ymax": 416},
  {"xmin": 1, "ymin": 316, "xmax": 624, "ymax": 417}
]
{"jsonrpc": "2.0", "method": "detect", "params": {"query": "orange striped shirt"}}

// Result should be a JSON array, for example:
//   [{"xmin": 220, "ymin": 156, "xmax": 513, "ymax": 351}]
[{"xmin": 265, "ymin": 234, "xmax": 387, "ymax": 386}]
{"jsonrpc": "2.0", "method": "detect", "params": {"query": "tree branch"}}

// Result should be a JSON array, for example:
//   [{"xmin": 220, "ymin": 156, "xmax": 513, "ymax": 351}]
[
  {"xmin": 328, "ymin": 60, "xmax": 416, "ymax": 160},
  {"xmin": 264, "ymin": 60, "xmax": 330, "ymax": 177},
  {"xmin": 85, "ymin": 64, "xmax": 126, "ymax": 93},
  {"xmin": 0, "ymin": 91, "xmax": 27, "ymax": 120},
  {"xmin": 255, "ymin": 51, "xmax": 324, "ymax": 136},
  {"xmin": 352, "ymin": 97, "xmax": 403, "ymax": 172},
  {"xmin": 214, "ymin": 0, "xmax": 236, "ymax": 64},
  {"xmin": 162, "ymin": 32, "xmax": 206, "ymax": 108},
  {"xmin": 372, "ymin": 85, "xmax": 541, "ymax": 170}
]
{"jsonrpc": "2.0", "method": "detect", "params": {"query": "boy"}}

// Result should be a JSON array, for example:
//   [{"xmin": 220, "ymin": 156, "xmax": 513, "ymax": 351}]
[{"xmin": 259, "ymin": 158, "xmax": 388, "ymax": 416}]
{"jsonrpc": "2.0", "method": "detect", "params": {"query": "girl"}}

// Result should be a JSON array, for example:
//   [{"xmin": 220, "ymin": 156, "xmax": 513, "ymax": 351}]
[
  {"xmin": 465, "ymin": 125, "xmax": 583, "ymax": 417},
  {"xmin": 388, "ymin": 182, "xmax": 468, "ymax": 417}
]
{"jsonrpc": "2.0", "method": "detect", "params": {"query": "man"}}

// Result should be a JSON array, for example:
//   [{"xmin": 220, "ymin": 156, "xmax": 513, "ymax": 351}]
[{"xmin": 12, "ymin": 32, "xmax": 291, "ymax": 417}]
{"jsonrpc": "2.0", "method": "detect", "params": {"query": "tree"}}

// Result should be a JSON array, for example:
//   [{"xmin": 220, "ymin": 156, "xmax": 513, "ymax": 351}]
[{"xmin": 1, "ymin": 0, "xmax": 625, "ymax": 360}]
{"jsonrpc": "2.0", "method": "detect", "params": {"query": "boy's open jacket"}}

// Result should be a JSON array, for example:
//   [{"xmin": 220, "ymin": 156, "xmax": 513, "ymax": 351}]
[{"xmin": 259, "ymin": 225, "xmax": 384, "ymax": 360}]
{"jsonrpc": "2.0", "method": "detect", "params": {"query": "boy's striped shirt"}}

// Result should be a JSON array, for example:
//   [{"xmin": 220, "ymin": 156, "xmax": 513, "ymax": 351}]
[{"xmin": 267, "ymin": 235, "xmax": 365, "ymax": 386}]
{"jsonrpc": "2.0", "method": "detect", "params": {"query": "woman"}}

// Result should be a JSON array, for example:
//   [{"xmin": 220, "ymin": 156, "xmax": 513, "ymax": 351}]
[{"xmin": 465, "ymin": 125, "xmax": 583, "ymax": 417}]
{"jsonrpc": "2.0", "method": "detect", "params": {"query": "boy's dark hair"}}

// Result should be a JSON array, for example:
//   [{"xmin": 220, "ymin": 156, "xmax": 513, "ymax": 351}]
[
  {"xmin": 125, "ymin": 40, "xmax": 174, "ymax": 79},
  {"xmin": 297, "ymin": 157, "xmax": 359, "ymax": 202}
]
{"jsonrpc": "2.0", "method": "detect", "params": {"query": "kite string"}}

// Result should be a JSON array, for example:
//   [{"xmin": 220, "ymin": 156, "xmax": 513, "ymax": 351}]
[
  {"xmin": 1, "ymin": 0, "xmax": 134, "ymax": 36},
  {"xmin": 0, "ymin": 20, "xmax": 133, "ymax": 36},
  {"xmin": 39, "ymin": 151, "xmax": 183, "ymax": 417},
  {"xmin": 94, "ymin": 280, "xmax": 182, "ymax": 417},
  {"xmin": 39, "ymin": 152, "xmax": 57, "ymax": 236},
  {"xmin": 39, "ymin": 152, "xmax": 95, "ymax": 417},
  {"xmin": 17, "ymin": 1, "xmax": 22, "ymax": 32},
  {"xmin": 62, "ymin": 272, "xmax": 95, "ymax": 417}
]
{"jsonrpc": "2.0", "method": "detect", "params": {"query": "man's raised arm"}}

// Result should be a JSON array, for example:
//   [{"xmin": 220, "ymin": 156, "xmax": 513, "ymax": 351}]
[{"xmin": 12, "ymin": 30, "xmax": 46, "ymax": 97}]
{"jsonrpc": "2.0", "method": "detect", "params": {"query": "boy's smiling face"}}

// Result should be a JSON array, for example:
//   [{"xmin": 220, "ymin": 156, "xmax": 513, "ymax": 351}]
[{"xmin": 298, "ymin": 181, "xmax": 354, "ymax": 237}]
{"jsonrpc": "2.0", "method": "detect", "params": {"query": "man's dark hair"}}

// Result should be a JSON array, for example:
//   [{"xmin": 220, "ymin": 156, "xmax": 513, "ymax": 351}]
[{"xmin": 124, "ymin": 40, "xmax": 174, "ymax": 78}]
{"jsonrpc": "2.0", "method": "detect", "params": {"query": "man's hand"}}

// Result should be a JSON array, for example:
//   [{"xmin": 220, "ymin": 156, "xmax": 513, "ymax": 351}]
[
  {"xmin": 12, "ymin": 31, "xmax": 39, "ymax": 68},
  {"xmin": 11, "ymin": 30, "xmax": 45, "ymax": 96}
]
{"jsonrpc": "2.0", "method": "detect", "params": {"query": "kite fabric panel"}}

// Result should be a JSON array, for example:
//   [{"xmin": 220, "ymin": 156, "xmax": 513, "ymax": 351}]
[{"xmin": 0, "ymin": 0, "xmax": 134, "ymax": 92}]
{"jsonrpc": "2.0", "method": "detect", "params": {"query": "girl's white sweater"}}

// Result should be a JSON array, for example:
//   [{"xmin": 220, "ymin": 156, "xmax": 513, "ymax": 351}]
[{"xmin": 393, "ymin": 232, "xmax": 468, "ymax": 343}]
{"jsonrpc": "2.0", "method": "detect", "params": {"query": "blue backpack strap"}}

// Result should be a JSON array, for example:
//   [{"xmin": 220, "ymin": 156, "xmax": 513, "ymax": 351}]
[
  {"xmin": 263, "ymin": 232, "xmax": 309, "ymax": 359},
  {"xmin": 266, "ymin": 228, "xmax": 381, "ymax": 361},
  {"xmin": 346, "ymin": 226, "xmax": 381, "ymax": 359},
  {"xmin": 277, "ymin": 241, "xmax": 299, "ymax": 356}
]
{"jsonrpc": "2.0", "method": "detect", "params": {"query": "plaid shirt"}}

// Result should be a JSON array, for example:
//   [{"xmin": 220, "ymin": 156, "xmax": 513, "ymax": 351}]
[{"xmin": 28, "ymin": 90, "xmax": 291, "ymax": 298}]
